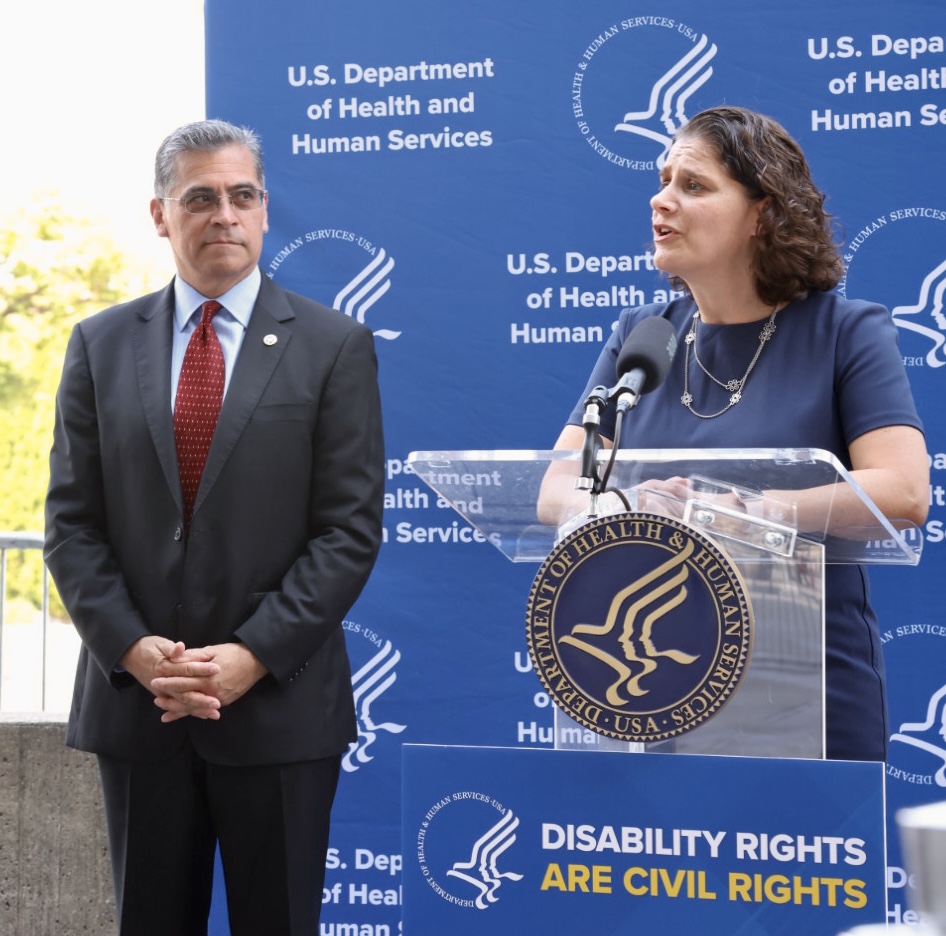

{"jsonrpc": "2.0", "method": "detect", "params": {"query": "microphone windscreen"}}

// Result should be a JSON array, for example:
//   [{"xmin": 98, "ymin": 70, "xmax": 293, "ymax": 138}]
[{"xmin": 615, "ymin": 316, "xmax": 678, "ymax": 394}]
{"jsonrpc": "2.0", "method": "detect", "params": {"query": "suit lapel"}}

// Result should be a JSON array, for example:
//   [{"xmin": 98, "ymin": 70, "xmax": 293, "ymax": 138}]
[
  {"xmin": 192, "ymin": 276, "xmax": 295, "ymax": 518},
  {"xmin": 130, "ymin": 284, "xmax": 182, "ymax": 513}
]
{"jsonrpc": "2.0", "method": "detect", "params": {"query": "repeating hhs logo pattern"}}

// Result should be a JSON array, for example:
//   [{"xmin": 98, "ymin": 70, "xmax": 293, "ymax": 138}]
[
  {"xmin": 839, "ymin": 206, "xmax": 946, "ymax": 371},
  {"xmin": 572, "ymin": 18, "xmax": 718, "ymax": 171},
  {"xmin": 890, "ymin": 682, "xmax": 946, "ymax": 788},
  {"xmin": 891, "ymin": 256, "xmax": 946, "ymax": 368},
  {"xmin": 333, "ymin": 246, "xmax": 401, "ymax": 341},
  {"xmin": 342, "ymin": 623, "xmax": 406, "ymax": 773},
  {"xmin": 613, "ymin": 33, "xmax": 717, "ymax": 168},
  {"xmin": 883, "ymin": 625, "xmax": 946, "ymax": 792},
  {"xmin": 266, "ymin": 227, "xmax": 402, "ymax": 341}
]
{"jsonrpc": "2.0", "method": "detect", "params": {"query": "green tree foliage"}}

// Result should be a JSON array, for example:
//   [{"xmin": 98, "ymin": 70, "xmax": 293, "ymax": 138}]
[{"xmin": 0, "ymin": 198, "xmax": 135, "ymax": 616}]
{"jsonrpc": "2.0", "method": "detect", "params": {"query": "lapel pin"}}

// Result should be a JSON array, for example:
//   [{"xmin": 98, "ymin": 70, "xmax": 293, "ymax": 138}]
[{"xmin": 263, "ymin": 334, "xmax": 278, "ymax": 346}]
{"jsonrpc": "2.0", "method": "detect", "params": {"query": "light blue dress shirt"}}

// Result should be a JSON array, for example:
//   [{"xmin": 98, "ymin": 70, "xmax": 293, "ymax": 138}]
[{"xmin": 170, "ymin": 267, "xmax": 262, "ymax": 409}]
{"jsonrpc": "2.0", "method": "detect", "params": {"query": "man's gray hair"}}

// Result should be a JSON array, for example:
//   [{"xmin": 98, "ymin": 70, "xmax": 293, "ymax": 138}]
[{"xmin": 154, "ymin": 119, "xmax": 265, "ymax": 197}]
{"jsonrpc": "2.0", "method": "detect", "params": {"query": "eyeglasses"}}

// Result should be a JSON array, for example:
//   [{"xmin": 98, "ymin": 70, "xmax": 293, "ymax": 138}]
[{"xmin": 162, "ymin": 187, "xmax": 267, "ymax": 214}]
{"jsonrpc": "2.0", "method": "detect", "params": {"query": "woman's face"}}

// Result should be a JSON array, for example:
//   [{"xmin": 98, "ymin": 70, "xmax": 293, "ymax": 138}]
[{"xmin": 650, "ymin": 136, "xmax": 765, "ymax": 293}]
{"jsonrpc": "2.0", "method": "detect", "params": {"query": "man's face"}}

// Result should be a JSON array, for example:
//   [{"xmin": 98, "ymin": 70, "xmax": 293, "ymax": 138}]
[{"xmin": 150, "ymin": 143, "xmax": 268, "ymax": 297}]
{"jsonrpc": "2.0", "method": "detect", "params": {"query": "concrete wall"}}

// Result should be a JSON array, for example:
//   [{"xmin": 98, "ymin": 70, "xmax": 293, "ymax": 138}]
[{"xmin": 0, "ymin": 715, "xmax": 114, "ymax": 935}]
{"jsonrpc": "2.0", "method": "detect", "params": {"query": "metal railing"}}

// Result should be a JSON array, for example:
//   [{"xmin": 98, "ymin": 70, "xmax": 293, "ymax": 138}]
[{"xmin": 0, "ymin": 531, "xmax": 52, "ymax": 710}]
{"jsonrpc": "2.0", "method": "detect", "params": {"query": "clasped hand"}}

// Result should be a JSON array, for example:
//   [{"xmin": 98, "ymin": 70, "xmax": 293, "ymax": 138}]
[
  {"xmin": 121, "ymin": 636, "xmax": 268, "ymax": 724},
  {"xmin": 633, "ymin": 476, "xmax": 753, "ymax": 519}
]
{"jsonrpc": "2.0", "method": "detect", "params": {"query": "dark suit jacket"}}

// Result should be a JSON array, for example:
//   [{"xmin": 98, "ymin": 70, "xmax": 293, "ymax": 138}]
[{"xmin": 45, "ymin": 272, "xmax": 385, "ymax": 766}]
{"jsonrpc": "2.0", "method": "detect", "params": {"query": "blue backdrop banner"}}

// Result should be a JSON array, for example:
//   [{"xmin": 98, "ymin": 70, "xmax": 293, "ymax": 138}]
[{"xmin": 203, "ymin": 1, "xmax": 946, "ymax": 931}]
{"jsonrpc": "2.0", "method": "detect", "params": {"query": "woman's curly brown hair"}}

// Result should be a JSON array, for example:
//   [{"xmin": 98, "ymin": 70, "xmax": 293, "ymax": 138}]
[{"xmin": 667, "ymin": 106, "xmax": 844, "ymax": 306}]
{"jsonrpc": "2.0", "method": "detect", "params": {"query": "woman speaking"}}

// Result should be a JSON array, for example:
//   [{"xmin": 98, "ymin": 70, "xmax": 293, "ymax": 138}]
[{"xmin": 544, "ymin": 106, "xmax": 929, "ymax": 761}]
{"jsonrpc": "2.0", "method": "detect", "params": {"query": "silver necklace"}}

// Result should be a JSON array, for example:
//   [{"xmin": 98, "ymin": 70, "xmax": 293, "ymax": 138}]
[{"xmin": 680, "ymin": 306, "xmax": 779, "ymax": 419}]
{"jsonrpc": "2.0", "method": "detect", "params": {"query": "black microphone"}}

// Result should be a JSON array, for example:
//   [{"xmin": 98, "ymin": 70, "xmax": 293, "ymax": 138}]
[{"xmin": 609, "ymin": 316, "xmax": 678, "ymax": 412}]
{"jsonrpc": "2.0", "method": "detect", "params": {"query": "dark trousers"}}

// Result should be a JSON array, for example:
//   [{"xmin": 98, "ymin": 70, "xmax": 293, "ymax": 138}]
[{"xmin": 98, "ymin": 741, "xmax": 342, "ymax": 936}]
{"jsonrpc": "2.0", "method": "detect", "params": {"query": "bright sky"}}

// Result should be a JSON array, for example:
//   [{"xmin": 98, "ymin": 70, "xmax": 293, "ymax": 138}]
[{"xmin": 2, "ymin": 0, "xmax": 206, "ymax": 274}]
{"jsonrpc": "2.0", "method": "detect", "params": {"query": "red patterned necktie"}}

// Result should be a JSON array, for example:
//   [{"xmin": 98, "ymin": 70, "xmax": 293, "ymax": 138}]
[{"xmin": 174, "ymin": 300, "xmax": 224, "ymax": 526}]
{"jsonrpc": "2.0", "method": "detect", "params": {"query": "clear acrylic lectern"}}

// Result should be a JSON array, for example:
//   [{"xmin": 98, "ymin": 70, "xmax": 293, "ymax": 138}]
[{"xmin": 406, "ymin": 448, "xmax": 922, "ymax": 760}]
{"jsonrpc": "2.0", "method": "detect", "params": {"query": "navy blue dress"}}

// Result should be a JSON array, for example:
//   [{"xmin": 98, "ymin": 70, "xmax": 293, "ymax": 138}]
[{"xmin": 566, "ymin": 291, "xmax": 924, "ymax": 760}]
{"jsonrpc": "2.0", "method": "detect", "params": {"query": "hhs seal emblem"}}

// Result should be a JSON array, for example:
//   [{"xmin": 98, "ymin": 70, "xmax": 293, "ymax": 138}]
[{"xmin": 526, "ymin": 513, "xmax": 752, "ymax": 743}]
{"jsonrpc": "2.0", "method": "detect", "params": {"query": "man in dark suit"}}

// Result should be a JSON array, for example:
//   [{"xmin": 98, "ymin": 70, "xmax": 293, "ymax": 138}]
[{"xmin": 44, "ymin": 119, "xmax": 385, "ymax": 935}]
